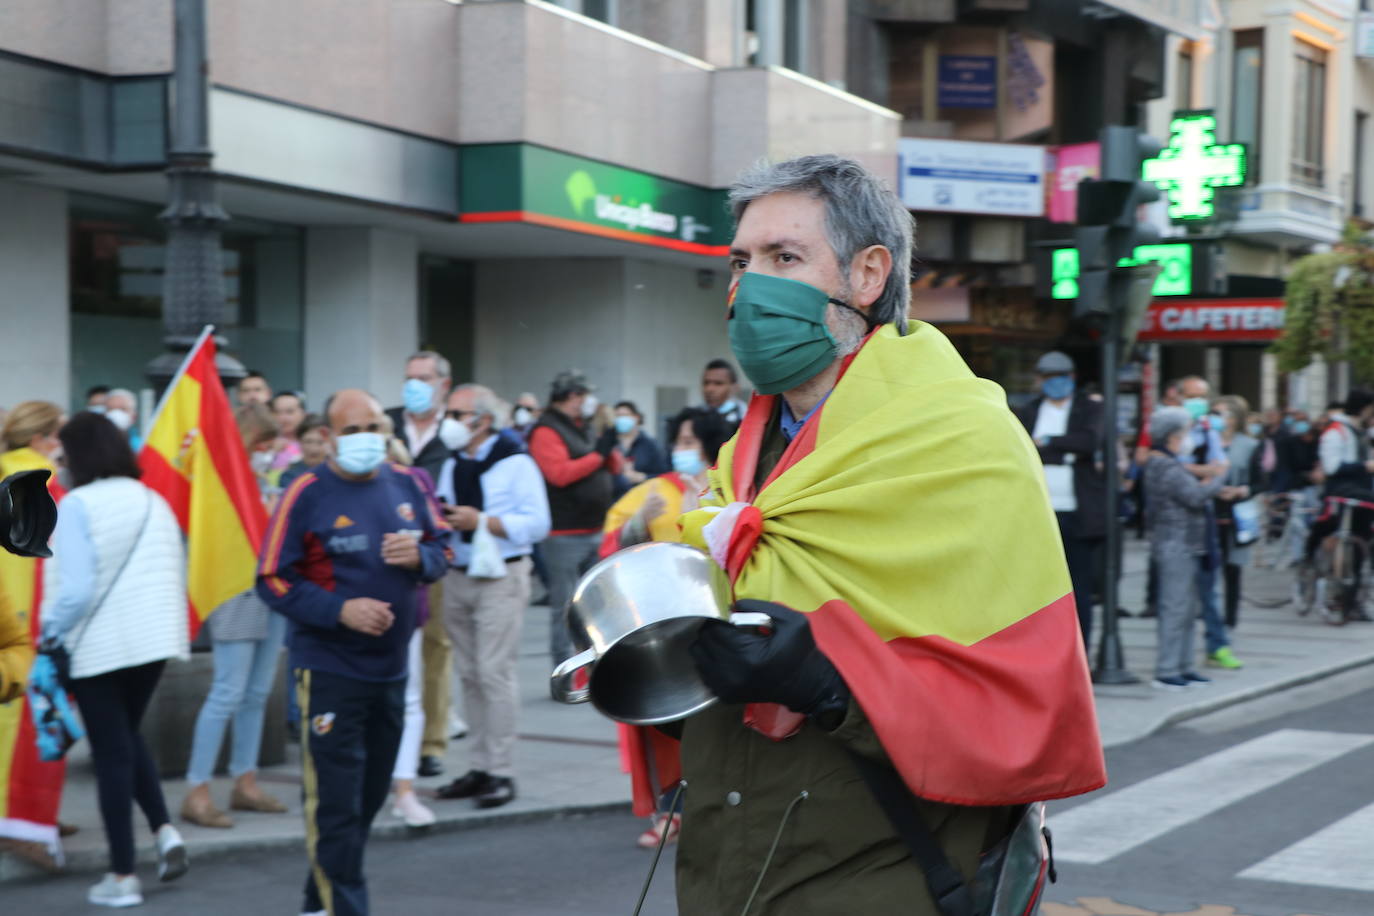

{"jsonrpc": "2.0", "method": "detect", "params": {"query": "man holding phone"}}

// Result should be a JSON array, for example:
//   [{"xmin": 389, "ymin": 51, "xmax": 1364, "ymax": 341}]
[{"xmin": 258, "ymin": 389, "xmax": 452, "ymax": 916}]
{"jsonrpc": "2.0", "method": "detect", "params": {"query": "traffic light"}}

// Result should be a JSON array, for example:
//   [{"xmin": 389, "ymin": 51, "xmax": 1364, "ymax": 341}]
[{"xmin": 1073, "ymin": 125, "xmax": 1163, "ymax": 318}]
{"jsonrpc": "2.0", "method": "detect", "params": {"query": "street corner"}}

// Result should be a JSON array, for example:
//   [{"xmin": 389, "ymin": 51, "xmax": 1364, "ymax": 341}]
[{"xmin": 1042, "ymin": 900, "xmax": 1336, "ymax": 916}]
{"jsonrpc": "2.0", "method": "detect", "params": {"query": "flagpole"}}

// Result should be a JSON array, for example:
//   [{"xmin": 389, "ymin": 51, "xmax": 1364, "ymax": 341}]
[{"xmin": 143, "ymin": 324, "xmax": 216, "ymax": 436}]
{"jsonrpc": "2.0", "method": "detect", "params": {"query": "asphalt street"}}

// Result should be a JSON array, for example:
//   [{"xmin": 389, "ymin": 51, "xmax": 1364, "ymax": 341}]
[
  {"xmin": 1, "ymin": 809, "xmax": 680, "ymax": 915},
  {"xmin": 6, "ymin": 677, "xmax": 1372, "ymax": 916},
  {"xmin": 1045, "ymin": 673, "xmax": 1374, "ymax": 916}
]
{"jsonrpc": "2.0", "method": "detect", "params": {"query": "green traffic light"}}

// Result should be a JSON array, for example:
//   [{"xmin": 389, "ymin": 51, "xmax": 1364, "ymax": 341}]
[{"xmin": 1051, "ymin": 242, "xmax": 1192, "ymax": 299}]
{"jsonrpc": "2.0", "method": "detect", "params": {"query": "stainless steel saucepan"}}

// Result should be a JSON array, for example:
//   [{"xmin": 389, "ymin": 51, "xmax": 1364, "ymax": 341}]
[{"xmin": 549, "ymin": 541, "xmax": 768, "ymax": 725}]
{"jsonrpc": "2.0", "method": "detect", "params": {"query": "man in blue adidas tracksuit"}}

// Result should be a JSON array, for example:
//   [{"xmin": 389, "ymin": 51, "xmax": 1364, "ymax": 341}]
[{"xmin": 258, "ymin": 389, "xmax": 451, "ymax": 916}]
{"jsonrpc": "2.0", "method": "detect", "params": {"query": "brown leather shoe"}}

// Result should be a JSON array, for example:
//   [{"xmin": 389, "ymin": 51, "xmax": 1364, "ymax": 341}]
[
  {"xmin": 180, "ymin": 793, "xmax": 234, "ymax": 828},
  {"xmin": 230, "ymin": 785, "xmax": 287, "ymax": 814}
]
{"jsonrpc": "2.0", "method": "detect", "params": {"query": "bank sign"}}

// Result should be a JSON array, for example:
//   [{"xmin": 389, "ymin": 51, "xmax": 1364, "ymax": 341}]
[
  {"xmin": 460, "ymin": 144, "xmax": 729, "ymax": 256},
  {"xmin": 898, "ymin": 138, "xmax": 1044, "ymax": 217},
  {"xmin": 1137, "ymin": 298, "xmax": 1285, "ymax": 342}
]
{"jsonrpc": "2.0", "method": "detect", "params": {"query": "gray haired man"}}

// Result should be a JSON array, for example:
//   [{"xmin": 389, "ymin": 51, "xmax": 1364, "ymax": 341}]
[
  {"xmin": 432, "ymin": 385, "xmax": 550, "ymax": 808},
  {"xmin": 677, "ymin": 156, "xmax": 1104, "ymax": 914}
]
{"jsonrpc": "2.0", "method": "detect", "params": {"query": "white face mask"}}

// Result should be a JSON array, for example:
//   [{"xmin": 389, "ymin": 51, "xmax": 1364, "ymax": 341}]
[
  {"xmin": 513, "ymin": 407, "xmax": 533, "ymax": 426},
  {"xmin": 105, "ymin": 408, "xmax": 134, "ymax": 432},
  {"xmin": 438, "ymin": 416, "xmax": 473, "ymax": 452},
  {"xmin": 580, "ymin": 394, "xmax": 599, "ymax": 419}
]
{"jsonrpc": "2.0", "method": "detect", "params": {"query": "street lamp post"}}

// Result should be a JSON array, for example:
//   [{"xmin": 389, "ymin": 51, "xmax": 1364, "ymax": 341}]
[{"xmin": 145, "ymin": 0, "xmax": 246, "ymax": 398}]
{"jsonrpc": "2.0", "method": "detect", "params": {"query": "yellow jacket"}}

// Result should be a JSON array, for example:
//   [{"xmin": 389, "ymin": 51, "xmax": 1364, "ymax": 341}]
[{"xmin": 0, "ymin": 590, "xmax": 32, "ymax": 704}]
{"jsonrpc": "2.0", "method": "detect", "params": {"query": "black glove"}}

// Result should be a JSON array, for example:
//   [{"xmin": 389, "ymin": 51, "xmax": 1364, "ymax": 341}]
[
  {"xmin": 689, "ymin": 599, "xmax": 850, "ymax": 725},
  {"xmin": 594, "ymin": 427, "xmax": 618, "ymax": 459}
]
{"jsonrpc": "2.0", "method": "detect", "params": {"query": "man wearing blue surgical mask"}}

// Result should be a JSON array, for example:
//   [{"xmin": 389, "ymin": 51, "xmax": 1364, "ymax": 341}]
[
  {"xmin": 385, "ymin": 350, "xmax": 453, "ymax": 480},
  {"xmin": 1013, "ymin": 351, "xmax": 1106, "ymax": 647},
  {"xmin": 257, "ymin": 388, "xmax": 452, "ymax": 916}
]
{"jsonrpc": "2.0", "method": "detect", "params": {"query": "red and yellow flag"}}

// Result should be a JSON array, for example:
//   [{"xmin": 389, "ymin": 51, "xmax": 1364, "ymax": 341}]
[
  {"xmin": 139, "ymin": 328, "xmax": 267, "ymax": 639},
  {"xmin": 683, "ymin": 322, "xmax": 1105, "ymax": 806},
  {"xmin": 0, "ymin": 448, "xmax": 66, "ymax": 859}
]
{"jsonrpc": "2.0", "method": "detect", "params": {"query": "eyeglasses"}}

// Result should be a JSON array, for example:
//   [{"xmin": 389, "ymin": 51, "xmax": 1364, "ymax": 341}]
[{"xmin": 446, "ymin": 410, "xmax": 477, "ymax": 421}]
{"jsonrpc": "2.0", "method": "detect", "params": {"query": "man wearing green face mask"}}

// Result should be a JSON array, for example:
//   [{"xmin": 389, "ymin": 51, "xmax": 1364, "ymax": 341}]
[{"xmin": 670, "ymin": 156, "xmax": 1104, "ymax": 915}]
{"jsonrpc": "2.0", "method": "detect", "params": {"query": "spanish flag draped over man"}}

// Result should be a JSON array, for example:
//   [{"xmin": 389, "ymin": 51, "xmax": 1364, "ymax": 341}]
[{"xmin": 673, "ymin": 156, "xmax": 1105, "ymax": 916}]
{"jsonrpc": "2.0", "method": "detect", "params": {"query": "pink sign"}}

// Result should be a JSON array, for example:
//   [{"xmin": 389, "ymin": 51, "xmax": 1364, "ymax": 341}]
[{"xmin": 1047, "ymin": 142, "xmax": 1100, "ymax": 223}]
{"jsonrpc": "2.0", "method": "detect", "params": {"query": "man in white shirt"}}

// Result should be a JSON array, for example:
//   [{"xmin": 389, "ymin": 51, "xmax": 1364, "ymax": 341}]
[
  {"xmin": 1014, "ymin": 351, "xmax": 1106, "ymax": 646},
  {"xmin": 432, "ymin": 385, "xmax": 551, "ymax": 808}
]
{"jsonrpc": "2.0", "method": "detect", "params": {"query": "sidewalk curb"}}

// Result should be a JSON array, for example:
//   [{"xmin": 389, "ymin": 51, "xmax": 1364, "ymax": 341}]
[
  {"xmin": 1103, "ymin": 651, "xmax": 1374, "ymax": 748},
  {"xmin": 0, "ymin": 799, "xmax": 632, "ymax": 883}
]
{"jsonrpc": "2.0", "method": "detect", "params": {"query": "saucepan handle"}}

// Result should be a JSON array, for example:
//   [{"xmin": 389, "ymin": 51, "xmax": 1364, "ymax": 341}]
[
  {"xmin": 549, "ymin": 648, "xmax": 596, "ymax": 704},
  {"xmin": 728, "ymin": 611, "xmax": 773, "ymax": 631}
]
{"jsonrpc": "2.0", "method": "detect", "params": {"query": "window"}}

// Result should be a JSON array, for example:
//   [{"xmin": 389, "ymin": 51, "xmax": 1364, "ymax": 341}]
[
  {"xmin": 1231, "ymin": 30, "xmax": 1263, "ymax": 180},
  {"xmin": 1176, "ymin": 44, "xmax": 1194, "ymax": 111},
  {"xmin": 783, "ymin": 0, "xmax": 808, "ymax": 74},
  {"xmin": 745, "ymin": 0, "xmax": 807, "ymax": 74},
  {"xmin": 69, "ymin": 194, "xmax": 305, "ymax": 402},
  {"xmin": 1292, "ymin": 39, "xmax": 1327, "ymax": 187},
  {"xmin": 1357, "ymin": 111, "xmax": 1369, "ymax": 217}
]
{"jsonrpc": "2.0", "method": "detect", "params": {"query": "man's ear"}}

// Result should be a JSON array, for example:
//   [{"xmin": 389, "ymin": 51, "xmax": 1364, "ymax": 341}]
[{"xmin": 847, "ymin": 244, "xmax": 892, "ymax": 311}]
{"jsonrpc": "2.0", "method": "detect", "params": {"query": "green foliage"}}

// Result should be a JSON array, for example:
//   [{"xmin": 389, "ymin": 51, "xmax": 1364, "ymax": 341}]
[{"xmin": 1272, "ymin": 222, "xmax": 1374, "ymax": 382}]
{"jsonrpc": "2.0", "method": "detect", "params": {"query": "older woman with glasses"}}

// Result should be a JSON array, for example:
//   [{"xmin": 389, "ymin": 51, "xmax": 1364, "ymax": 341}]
[{"xmin": 1143, "ymin": 407, "xmax": 1228, "ymax": 691}]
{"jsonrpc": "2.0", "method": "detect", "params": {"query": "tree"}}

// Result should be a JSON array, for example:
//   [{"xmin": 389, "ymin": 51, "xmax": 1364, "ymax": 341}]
[{"xmin": 1272, "ymin": 221, "xmax": 1374, "ymax": 384}]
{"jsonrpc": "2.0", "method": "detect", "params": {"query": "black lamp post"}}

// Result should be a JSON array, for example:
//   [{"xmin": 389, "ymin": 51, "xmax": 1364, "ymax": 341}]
[{"xmin": 145, "ymin": 0, "xmax": 245, "ymax": 398}]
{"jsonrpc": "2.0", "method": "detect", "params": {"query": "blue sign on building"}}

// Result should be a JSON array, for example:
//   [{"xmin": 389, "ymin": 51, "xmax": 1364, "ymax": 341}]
[{"xmin": 937, "ymin": 56, "xmax": 997, "ymax": 109}]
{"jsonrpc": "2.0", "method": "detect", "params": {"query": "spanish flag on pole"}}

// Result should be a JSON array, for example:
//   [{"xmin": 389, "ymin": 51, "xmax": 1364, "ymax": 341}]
[
  {"xmin": 139, "ymin": 326, "xmax": 267, "ymax": 639},
  {"xmin": 682, "ymin": 321, "xmax": 1105, "ymax": 806}
]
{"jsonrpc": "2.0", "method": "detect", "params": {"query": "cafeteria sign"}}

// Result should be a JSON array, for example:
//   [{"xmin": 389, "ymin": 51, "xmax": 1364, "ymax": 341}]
[{"xmin": 1137, "ymin": 298, "xmax": 1285, "ymax": 342}]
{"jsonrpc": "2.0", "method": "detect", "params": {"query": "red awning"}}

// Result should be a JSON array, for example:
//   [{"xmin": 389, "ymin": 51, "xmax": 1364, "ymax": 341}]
[{"xmin": 1137, "ymin": 298, "xmax": 1285, "ymax": 343}]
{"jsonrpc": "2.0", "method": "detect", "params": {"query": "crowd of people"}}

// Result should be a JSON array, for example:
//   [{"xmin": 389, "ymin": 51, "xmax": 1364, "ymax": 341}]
[
  {"xmin": 1021, "ymin": 353, "xmax": 1374, "ymax": 692},
  {"xmin": 0, "ymin": 349, "xmax": 748, "ymax": 911}
]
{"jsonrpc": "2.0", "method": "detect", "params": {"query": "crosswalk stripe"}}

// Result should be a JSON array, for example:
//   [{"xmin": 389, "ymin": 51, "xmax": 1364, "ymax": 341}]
[
  {"xmin": 1050, "ymin": 729, "xmax": 1374, "ymax": 864},
  {"xmin": 1237, "ymin": 799, "xmax": 1374, "ymax": 892}
]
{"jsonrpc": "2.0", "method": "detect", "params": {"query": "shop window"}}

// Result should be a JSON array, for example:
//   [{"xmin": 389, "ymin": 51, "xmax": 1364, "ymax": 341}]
[
  {"xmin": 1231, "ymin": 29, "xmax": 1263, "ymax": 181},
  {"xmin": 69, "ymin": 193, "xmax": 305, "ymax": 406},
  {"xmin": 1291, "ymin": 39, "xmax": 1326, "ymax": 187}
]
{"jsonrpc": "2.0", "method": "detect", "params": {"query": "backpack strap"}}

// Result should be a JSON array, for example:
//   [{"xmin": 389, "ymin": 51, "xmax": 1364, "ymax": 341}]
[{"xmin": 845, "ymin": 748, "xmax": 975, "ymax": 916}]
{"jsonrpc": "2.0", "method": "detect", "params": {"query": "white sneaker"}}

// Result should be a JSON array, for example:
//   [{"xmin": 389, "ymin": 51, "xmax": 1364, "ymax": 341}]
[
  {"xmin": 448, "ymin": 713, "xmax": 468, "ymax": 739},
  {"xmin": 155, "ymin": 823, "xmax": 189, "ymax": 882},
  {"xmin": 391, "ymin": 790, "xmax": 436, "ymax": 827},
  {"xmin": 88, "ymin": 873, "xmax": 143, "ymax": 908}
]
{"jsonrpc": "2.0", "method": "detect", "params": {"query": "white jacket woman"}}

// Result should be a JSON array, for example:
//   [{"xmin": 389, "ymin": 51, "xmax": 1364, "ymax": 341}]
[{"xmin": 38, "ymin": 412, "xmax": 189, "ymax": 908}]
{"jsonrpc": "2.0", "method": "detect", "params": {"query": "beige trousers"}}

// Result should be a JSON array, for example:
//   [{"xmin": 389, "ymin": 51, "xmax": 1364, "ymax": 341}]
[
  {"xmin": 420, "ymin": 579, "xmax": 453, "ymax": 757},
  {"xmin": 440, "ymin": 558, "xmax": 532, "ymax": 778}
]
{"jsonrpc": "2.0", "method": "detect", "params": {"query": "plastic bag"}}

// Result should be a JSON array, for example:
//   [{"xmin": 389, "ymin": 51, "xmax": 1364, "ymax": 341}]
[
  {"xmin": 468, "ymin": 512, "xmax": 507, "ymax": 579},
  {"xmin": 1232, "ymin": 496, "xmax": 1262, "ymax": 545},
  {"xmin": 27, "ymin": 653, "xmax": 85, "ymax": 762}
]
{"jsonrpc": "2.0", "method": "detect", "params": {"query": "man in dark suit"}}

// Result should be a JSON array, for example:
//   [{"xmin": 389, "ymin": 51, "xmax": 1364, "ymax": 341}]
[
  {"xmin": 385, "ymin": 350, "xmax": 453, "ymax": 480},
  {"xmin": 1013, "ymin": 351, "xmax": 1106, "ymax": 647}
]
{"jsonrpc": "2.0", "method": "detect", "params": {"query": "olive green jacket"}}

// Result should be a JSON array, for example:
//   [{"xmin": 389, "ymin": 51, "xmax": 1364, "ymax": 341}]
[{"xmin": 674, "ymin": 700, "xmax": 1015, "ymax": 915}]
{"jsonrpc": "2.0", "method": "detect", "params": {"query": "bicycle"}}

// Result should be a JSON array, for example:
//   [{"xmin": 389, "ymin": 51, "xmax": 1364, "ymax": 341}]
[{"xmin": 1294, "ymin": 495, "xmax": 1374, "ymax": 625}]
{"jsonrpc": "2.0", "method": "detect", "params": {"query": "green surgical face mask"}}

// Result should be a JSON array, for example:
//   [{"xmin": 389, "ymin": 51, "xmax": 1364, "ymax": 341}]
[{"xmin": 728, "ymin": 272, "xmax": 859, "ymax": 395}]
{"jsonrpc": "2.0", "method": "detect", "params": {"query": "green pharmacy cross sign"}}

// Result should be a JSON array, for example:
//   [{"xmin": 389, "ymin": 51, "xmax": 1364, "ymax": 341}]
[
  {"xmin": 1051, "ymin": 243, "xmax": 1193, "ymax": 299},
  {"xmin": 1142, "ymin": 110, "xmax": 1247, "ymax": 221}
]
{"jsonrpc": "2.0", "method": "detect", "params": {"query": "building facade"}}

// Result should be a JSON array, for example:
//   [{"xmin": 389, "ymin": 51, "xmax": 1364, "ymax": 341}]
[
  {"xmin": 0, "ymin": 0, "xmax": 896, "ymax": 424},
  {"xmin": 1135, "ymin": 0, "xmax": 1373, "ymax": 412}
]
